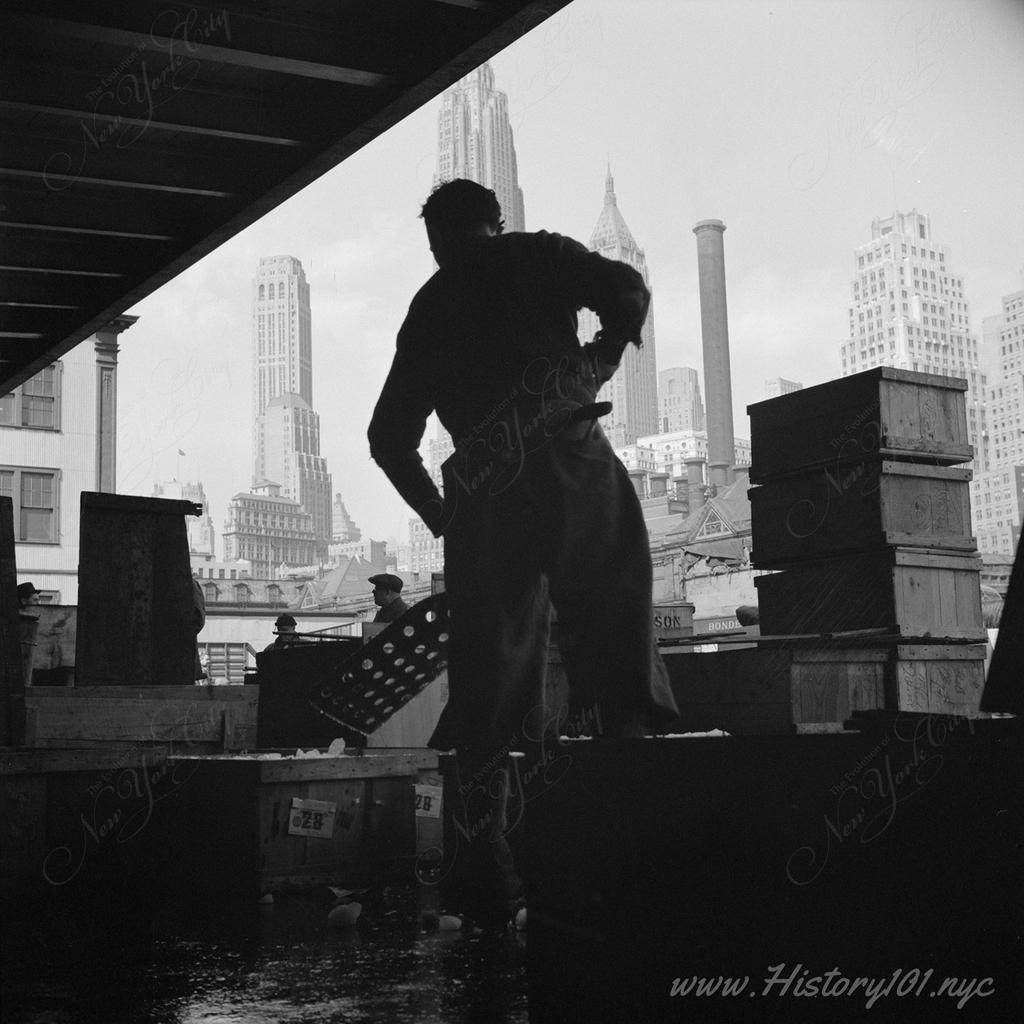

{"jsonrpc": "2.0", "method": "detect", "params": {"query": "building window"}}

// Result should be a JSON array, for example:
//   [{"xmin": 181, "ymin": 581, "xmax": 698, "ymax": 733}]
[
  {"xmin": 0, "ymin": 363, "xmax": 62, "ymax": 431},
  {"xmin": 0, "ymin": 466, "xmax": 60, "ymax": 542}
]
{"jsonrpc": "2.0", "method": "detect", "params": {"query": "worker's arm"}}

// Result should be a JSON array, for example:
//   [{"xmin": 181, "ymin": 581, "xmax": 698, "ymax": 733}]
[
  {"xmin": 367, "ymin": 298, "xmax": 446, "ymax": 536},
  {"xmin": 541, "ymin": 231, "xmax": 651, "ymax": 382}
]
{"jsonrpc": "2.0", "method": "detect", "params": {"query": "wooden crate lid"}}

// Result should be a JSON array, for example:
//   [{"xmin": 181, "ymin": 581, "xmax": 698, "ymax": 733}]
[{"xmin": 747, "ymin": 366, "xmax": 969, "ymax": 418}]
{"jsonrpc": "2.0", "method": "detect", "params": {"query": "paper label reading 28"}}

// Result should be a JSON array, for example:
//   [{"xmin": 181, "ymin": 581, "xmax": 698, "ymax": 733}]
[
  {"xmin": 288, "ymin": 797, "xmax": 338, "ymax": 838},
  {"xmin": 414, "ymin": 785, "xmax": 443, "ymax": 818}
]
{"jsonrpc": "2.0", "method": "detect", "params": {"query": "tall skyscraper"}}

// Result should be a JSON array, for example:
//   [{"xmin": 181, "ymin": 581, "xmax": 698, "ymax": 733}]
[
  {"xmin": 973, "ymin": 273, "xmax": 1024, "ymax": 557},
  {"xmin": 578, "ymin": 169, "xmax": 660, "ymax": 446},
  {"xmin": 981, "ymin": 274, "xmax": 1024, "ymax": 468},
  {"xmin": 434, "ymin": 62, "xmax": 526, "ymax": 232},
  {"xmin": 659, "ymin": 367, "xmax": 705, "ymax": 433},
  {"xmin": 251, "ymin": 256, "xmax": 332, "ymax": 562},
  {"xmin": 252, "ymin": 256, "xmax": 312, "ymax": 417},
  {"xmin": 839, "ymin": 210, "xmax": 987, "ymax": 476}
]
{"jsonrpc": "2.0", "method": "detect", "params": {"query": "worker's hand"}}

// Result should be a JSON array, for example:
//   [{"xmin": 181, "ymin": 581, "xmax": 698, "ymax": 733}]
[{"xmin": 591, "ymin": 326, "xmax": 641, "ymax": 368}]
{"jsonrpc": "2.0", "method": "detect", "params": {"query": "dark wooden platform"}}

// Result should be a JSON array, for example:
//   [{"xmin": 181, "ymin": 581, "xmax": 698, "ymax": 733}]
[{"xmin": 524, "ymin": 722, "xmax": 1023, "ymax": 1023}]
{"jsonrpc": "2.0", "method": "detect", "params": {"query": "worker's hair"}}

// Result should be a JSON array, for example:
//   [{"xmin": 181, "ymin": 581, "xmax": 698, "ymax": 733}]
[{"xmin": 420, "ymin": 179, "xmax": 504, "ymax": 233}]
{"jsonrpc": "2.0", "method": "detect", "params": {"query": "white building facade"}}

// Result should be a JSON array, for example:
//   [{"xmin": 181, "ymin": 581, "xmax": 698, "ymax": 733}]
[
  {"xmin": 1, "ymin": 320, "xmax": 135, "ymax": 604},
  {"xmin": 659, "ymin": 367, "xmax": 705, "ymax": 433},
  {"xmin": 838, "ymin": 210, "xmax": 988, "ymax": 479},
  {"xmin": 615, "ymin": 429, "xmax": 752, "ymax": 490},
  {"xmin": 973, "ymin": 276, "xmax": 1024, "ymax": 556}
]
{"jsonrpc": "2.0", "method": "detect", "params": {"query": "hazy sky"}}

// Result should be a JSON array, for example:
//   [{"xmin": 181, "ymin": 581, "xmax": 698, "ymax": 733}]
[{"xmin": 116, "ymin": 0, "xmax": 1024, "ymax": 549}]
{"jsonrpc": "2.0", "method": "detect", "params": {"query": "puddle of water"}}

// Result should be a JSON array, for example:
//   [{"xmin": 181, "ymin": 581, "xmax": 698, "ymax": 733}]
[{"xmin": 1, "ymin": 886, "xmax": 527, "ymax": 1024}]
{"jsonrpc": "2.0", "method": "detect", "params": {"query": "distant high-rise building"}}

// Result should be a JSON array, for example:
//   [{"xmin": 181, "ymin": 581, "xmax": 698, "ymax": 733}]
[
  {"xmin": 252, "ymin": 256, "xmax": 312, "ymax": 418},
  {"xmin": 250, "ymin": 257, "xmax": 333, "ymax": 562},
  {"xmin": 153, "ymin": 478, "xmax": 215, "ymax": 556},
  {"xmin": 434, "ymin": 62, "xmax": 525, "ymax": 231},
  {"xmin": 973, "ymin": 274, "xmax": 1024, "ymax": 557},
  {"xmin": 764, "ymin": 377, "xmax": 803, "ymax": 399},
  {"xmin": 578, "ymin": 169, "xmax": 660, "ymax": 446},
  {"xmin": 839, "ymin": 211, "xmax": 988, "ymax": 477},
  {"xmin": 659, "ymin": 367, "xmax": 705, "ymax": 433}
]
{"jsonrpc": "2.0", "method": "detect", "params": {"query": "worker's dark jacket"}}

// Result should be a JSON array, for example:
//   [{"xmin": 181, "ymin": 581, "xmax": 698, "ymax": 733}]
[
  {"xmin": 369, "ymin": 231, "xmax": 678, "ymax": 753},
  {"xmin": 373, "ymin": 596, "xmax": 409, "ymax": 624}
]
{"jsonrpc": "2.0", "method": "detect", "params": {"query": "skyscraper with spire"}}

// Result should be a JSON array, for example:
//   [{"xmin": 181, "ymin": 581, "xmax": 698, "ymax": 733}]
[
  {"xmin": 434, "ymin": 61, "xmax": 526, "ymax": 231},
  {"xmin": 578, "ymin": 169, "xmax": 660, "ymax": 446},
  {"xmin": 244, "ymin": 255, "xmax": 332, "ymax": 563}
]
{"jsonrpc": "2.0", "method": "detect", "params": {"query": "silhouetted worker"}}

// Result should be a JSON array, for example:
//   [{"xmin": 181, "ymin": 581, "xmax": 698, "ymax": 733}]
[
  {"xmin": 369, "ymin": 573, "xmax": 409, "ymax": 623},
  {"xmin": 192, "ymin": 577, "xmax": 207, "ymax": 681},
  {"xmin": 17, "ymin": 582, "xmax": 41, "ymax": 609},
  {"xmin": 263, "ymin": 613, "xmax": 301, "ymax": 652},
  {"xmin": 368, "ymin": 179, "xmax": 678, "ymax": 929}
]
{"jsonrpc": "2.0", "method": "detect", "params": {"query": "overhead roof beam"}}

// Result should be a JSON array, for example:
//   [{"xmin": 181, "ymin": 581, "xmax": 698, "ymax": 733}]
[
  {"xmin": 1, "ymin": 222, "xmax": 175, "ymax": 242},
  {"xmin": 6, "ymin": 13, "xmax": 398, "ymax": 87},
  {"xmin": 0, "ymin": 101, "xmax": 303, "ymax": 148},
  {"xmin": 0, "ymin": 168, "xmax": 233, "ymax": 198}
]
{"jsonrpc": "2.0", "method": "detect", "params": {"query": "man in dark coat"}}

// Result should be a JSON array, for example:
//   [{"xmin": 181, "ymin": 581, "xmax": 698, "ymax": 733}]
[
  {"xmin": 369, "ymin": 573, "xmax": 410, "ymax": 623},
  {"xmin": 368, "ymin": 179, "xmax": 678, "ymax": 928}
]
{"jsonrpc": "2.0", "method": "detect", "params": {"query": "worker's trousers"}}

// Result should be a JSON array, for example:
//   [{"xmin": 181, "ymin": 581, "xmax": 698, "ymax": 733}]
[{"xmin": 429, "ymin": 420, "xmax": 679, "ymax": 921}]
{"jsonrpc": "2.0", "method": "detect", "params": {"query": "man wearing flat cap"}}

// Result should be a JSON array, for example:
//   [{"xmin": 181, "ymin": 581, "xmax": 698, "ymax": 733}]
[
  {"xmin": 369, "ymin": 573, "xmax": 409, "ymax": 624},
  {"xmin": 263, "ymin": 612, "xmax": 301, "ymax": 652}
]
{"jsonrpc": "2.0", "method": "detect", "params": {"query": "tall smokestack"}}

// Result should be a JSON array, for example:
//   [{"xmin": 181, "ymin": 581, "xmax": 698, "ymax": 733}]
[{"xmin": 693, "ymin": 220, "xmax": 736, "ymax": 490}]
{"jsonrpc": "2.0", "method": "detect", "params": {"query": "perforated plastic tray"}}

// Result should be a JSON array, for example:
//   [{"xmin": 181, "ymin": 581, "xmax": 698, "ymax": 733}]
[{"xmin": 306, "ymin": 593, "xmax": 450, "ymax": 734}]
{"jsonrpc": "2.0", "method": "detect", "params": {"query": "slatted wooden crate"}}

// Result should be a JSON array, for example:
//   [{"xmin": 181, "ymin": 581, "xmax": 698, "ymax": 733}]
[
  {"xmin": 754, "ymin": 547, "xmax": 985, "ymax": 640},
  {"xmin": 749, "ymin": 460, "xmax": 975, "ymax": 567},
  {"xmin": 790, "ymin": 643, "xmax": 986, "ymax": 725},
  {"xmin": 157, "ymin": 749, "xmax": 442, "ymax": 900},
  {"xmin": 23, "ymin": 685, "xmax": 258, "ymax": 752},
  {"xmin": 747, "ymin": 367, "xmax": 972, "ymax": 483},
  {"xmin": 789, "ymin": 646, "xmax": 887, "ymax": 726}
]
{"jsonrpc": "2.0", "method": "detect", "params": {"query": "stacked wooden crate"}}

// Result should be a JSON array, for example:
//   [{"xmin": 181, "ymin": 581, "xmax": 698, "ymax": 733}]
[{"xmin": 746, "ymin": 367, "xmax": 987, "ymax": 727}]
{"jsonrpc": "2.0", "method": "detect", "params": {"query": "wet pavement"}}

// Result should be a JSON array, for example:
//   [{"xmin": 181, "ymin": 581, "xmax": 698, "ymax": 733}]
[{"xmin": 1, "ymin": 886, "xmax": 528, "ymax": 1023}]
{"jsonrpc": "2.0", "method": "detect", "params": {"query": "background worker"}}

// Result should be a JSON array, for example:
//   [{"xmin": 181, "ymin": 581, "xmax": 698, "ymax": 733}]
[
  {"xmin": 369, "ymin": 573, "xmax": 410, "ymax": 623},
  {"xmin": 263, "ymin": 612, "xmax": 301, "ymax": 652}
]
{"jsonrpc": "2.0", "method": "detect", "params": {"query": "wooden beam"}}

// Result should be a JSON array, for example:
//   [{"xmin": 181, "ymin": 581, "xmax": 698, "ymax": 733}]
[
  {"xmin": 0, "ymin": 100, "xmax": 304, "ymax": 148},
  {"xmin": 2, "ymin": 221, "xmax": 176, "ymax": 242},
  {"xmin": 0, "ymin": 168, "xmax": 233, "ymax": 198},
  {"xmin": 7, "ymin": 13, "xmax": 397, "ymax": 87},
  {"xmin": 0, "ymin": 0, "xmax": 574, "ymax": 394}
]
